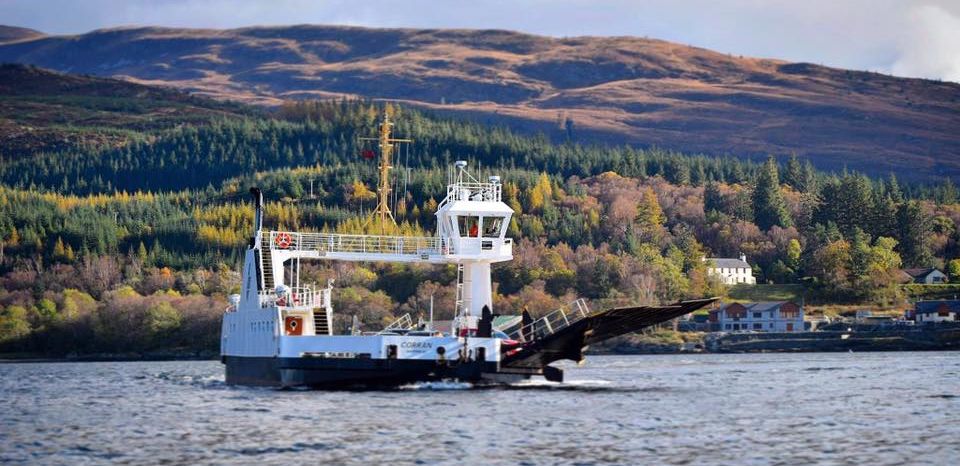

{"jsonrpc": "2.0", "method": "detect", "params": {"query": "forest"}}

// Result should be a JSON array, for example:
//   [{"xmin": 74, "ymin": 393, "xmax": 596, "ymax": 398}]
[{"xmin": 1, "ymin": 99, "xmax": 959, "ymax": 357}]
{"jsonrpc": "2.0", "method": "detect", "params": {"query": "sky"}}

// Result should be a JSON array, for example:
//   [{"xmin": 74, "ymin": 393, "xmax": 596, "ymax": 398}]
[{"xmin": 2, "ymin": 0, "xmax": 959, "ymax": 82}]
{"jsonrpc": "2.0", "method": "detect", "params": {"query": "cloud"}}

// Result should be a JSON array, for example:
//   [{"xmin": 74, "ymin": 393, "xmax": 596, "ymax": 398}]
[{"xmin": 891, "ymin": 4, "xmax": 960, "ymax": 82}]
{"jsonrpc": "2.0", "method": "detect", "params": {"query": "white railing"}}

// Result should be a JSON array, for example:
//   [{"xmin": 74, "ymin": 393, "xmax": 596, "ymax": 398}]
[
  {"xmin": 271, "ymin": 231, "xmax": 444, "ymax": 256},
  {"xmin": 506, "ymin": 299, "xmax": 591, "ymax": 342},
  {"xmin": 444, "ymin": 181, "xmax": 501, "ymax": 203},
  {"xmin": 259, "ymin": 286, "xmax": 329, "ymax": 309},
  {"xmin": 379, "ymin": 314, "xmax": 415, "ymax": 334},
  {"xmin": 268, "ymin": 231, "xmax": 512, "ymax": 259}
]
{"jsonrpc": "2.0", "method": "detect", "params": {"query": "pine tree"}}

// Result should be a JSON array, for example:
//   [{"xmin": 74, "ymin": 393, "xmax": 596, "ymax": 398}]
[
  {"xmin": 7, "ymin": 227, "xmax": 20, "ymax": 247},
  {"xmin": 53, "ymin": 236, "xmax": 66, "ymax": 259},
  {"xmin": 637, "ymin": 186, "xmax": 665, "ymax": 228},
  {"xmin": 783, "ymin": 154, "xmax": 806, "ymax": 192},
  {"xmin": 752, "ymin": 157, "xmax": 792, "ymax": 230},
  {"xmin": 886, "ymin": 173, "xmax": 903, "ymax": 203},
  {"xmin": 703, "ymin": 182, "xmax": 723, "ymax": 214},
  {"xmin": 896, "ymin": 201, "xmax": 933, "ymax": 267}
]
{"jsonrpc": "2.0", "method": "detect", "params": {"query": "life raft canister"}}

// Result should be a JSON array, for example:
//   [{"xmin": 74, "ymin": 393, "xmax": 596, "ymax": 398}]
[
  {"xmin": 284, "ymin": 316, "xmax": 303, "ymax": 336},
  {"xmin": 275, "ymin": 232, "xmax": 292, "ymax": 249}
]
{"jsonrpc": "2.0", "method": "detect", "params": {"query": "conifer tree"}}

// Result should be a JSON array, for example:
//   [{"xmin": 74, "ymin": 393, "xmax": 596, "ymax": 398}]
[
  {"xmin": 896, "ymin": 201, "xmax": 933, "ymax": 267},
  {"xmin": 53, "ymin": 236, "xmax": 66, "ymax": 259},
  {"xmin": 752, "ymin": 157, "xmax": 792, "ymax": 230},
  {"xmin": 783, "ymin": 154, "xmax": 806, "ymax": 192}
]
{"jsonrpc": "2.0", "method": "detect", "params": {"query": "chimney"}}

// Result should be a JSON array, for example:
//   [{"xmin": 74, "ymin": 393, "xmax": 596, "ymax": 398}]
[{"xmin": 739, "ymin": 252, "xmax": 747, "ymax": 262}]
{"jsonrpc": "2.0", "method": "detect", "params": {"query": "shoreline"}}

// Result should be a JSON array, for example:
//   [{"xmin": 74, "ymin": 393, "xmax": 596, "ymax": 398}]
[{"xmin": 4, "ymin": 344, "xmax": 958, "ymax": 363}]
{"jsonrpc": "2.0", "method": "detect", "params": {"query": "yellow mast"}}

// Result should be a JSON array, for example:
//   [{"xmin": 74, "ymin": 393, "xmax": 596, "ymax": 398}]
[{"xmin": 360, "ymin": 109, "xmax": 412, "ymax": 234}]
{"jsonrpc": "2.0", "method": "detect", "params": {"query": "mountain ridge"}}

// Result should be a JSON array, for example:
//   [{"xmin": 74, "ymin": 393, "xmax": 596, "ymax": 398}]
[{"xmin": 0, "ymin": 24, "xmax": 958, "ymax": 179}]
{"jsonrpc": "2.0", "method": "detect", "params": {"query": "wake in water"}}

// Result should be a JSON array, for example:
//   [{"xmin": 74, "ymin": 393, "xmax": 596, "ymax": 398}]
[
  {"xmin": 401, "ymin": 380, "xmax": 475, "ymax": 391},
  {"xmin": 402, "ymin": 377, "xmax": 650, "ymax": 393}
]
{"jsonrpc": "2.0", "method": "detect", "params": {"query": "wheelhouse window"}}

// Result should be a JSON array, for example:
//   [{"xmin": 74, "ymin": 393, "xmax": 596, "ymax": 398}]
[
  {"xmin": 483, "ymin": 216, "xmax": 504, "ymax": 238},
  {"xmin": 458, "ymin": 216, "xmax": 480, "ymax": 237}
]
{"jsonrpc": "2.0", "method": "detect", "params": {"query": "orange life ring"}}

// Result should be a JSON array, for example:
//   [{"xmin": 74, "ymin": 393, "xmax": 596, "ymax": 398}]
[
  {"xmin": 285, "ymin": 316, "xmax": 303, "ymax": 336},
  {"xmin": 275, "ymin": 232, "xmax": 292, "ymax": 249}
]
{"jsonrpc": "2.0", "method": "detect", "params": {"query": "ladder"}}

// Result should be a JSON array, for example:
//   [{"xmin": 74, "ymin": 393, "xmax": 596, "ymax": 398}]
[
  {"xmin": 259, "ymin": 234, "xmax": 275, "ymax": 291},
  {"xmin": 313, "ymin": 308, "xmax": 331, "ymax": 336},
  {"xmin": 453, "ymin": 263, "xmax": 473, "ymax": 320}
]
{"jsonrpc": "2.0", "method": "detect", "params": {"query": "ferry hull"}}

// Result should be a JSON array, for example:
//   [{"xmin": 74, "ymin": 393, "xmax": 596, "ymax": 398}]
[{"xmin": 223, "ymin": 356, "xmax": 525, "ymax": 389}]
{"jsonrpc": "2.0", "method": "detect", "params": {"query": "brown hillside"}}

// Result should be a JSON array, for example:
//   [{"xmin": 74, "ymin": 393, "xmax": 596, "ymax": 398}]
[
  {"xmin": 0, "ymin": 24, "xmax": 958, "ymax": 179},
  {"xmin": 0, "ymin": 64, "xmax": 250, "ymax": 157},
  {"xmin": 0, "ymin": 25, "xmax": 44, "ymax": 43}
]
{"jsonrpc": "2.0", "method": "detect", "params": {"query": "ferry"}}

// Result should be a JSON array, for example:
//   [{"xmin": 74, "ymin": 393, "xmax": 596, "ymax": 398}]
[{"xmin": 220, "ymin": 113, "xmax": 716, "ymax": 388}]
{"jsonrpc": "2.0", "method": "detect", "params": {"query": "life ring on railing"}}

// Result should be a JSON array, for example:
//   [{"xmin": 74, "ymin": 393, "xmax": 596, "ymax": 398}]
[
  {"xmin": 285, "ymin": 316, "xmax": 303, "ymax": 336},
  {"xmin": 275, "ymin": 232, "xmax": 292, "ymax": 249}
]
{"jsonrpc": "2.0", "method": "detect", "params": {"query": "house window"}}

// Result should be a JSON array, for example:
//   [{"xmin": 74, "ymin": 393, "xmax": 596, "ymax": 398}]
[
  {"xmin": 753, "ymin": 323, "xmax": 762, "ymax": 330},
  {"xmin": 725, "ymin": 324, "xmax": 731, "ymax": 330},
  {"xmin": 753, "ymin": 312, "xmax": 762, "ymax": 318}
]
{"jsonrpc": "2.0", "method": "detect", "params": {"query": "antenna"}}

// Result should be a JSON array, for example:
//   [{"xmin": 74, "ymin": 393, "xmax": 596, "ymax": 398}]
[{"xmin": 359, "ymin": 109, "xmax": 413, "ymax": 234}]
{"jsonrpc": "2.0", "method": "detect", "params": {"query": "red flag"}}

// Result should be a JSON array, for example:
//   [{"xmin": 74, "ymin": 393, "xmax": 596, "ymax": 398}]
[{"xmin": 361, "ymin": 149, "xmax": 376, "ymax": 159}]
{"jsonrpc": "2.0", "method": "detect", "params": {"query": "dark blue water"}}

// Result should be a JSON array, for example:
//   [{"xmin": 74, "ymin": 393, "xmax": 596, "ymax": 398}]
[{"xmin": 2, "ymin": 352, "xmax": 958, "ymax": 465}]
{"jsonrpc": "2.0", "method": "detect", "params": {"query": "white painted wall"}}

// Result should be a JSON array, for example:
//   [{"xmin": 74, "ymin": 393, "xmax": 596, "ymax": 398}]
[
  {"xmin": 916, "ymin": 311, "xmax": 957, "ymax": 323},
  {"xmin": 718, "ymin": 308, "xmax": 804, "ymax": 332}
]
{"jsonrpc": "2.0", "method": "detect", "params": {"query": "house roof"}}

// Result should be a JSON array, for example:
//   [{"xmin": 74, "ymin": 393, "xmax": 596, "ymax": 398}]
[
  {"xmin": 902, "ymin": 268, "xmax": 943, "ymax": 278},
  {"xmin": 915, "ymin": 300, "xmax": 960, "ymax": 314},
  {"xmin": 706, "ymin": 258, "xmax": 750, "ymax": 268},
  {"xmin": 719, "ymin": 301, "xmax": 798, "ymax": 312},
  {"xmin": 747, "ymin": 302, "xmax": 793, "ymax": 312}
]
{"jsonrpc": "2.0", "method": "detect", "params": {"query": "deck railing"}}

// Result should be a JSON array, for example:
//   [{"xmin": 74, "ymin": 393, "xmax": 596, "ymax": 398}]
[
  {"xmin": 506, "ymin": 298, "xmax": 591, "ymax": 342},
  {"xmin": 271, "ymin": 231, "xmax": 444, "ymax": 256},
  {"xmin": 259, "ymin": 286, "xmax": 329, "ymax": 309},
  {"xmin": 267, "ymin": 231, "xmax": 512, "ymax": 258}
]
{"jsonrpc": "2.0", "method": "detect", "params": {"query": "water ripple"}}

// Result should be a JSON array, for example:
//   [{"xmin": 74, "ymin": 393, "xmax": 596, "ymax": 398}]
[{"xmin": 1, "ymin": 353, "xmax": 958, "ymax": 465}]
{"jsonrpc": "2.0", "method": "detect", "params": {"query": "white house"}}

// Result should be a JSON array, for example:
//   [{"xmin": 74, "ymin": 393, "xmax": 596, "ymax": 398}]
[
  {"xmin": 710, "ymin": 301, "xmax": 804, "ymax": 332},
  {"xmin": 704, "ymin": 253, "xmax": 756, "ymax": 285},
  {"xmin": 902, "ymin": 268, "xmax": 948, "ymax": 284},
  {"xmin": 914, "ymin": 300, "xmax": 960, "ymax": 323}
]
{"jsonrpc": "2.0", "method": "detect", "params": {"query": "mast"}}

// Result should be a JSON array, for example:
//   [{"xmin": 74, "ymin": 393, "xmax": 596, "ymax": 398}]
[{"xmin": 360, "ymin": 109, "xmax": 412, "ymax": 234}]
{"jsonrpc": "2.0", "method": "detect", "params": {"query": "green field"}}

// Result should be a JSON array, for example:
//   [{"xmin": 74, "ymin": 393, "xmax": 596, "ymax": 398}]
[
  {"xmin": 726, "ymin": 284, "xmax": 806, "ymax": 303},
  {"xmin": 901, "ymin": 284, "xmax": 960, "ymax": 300}
]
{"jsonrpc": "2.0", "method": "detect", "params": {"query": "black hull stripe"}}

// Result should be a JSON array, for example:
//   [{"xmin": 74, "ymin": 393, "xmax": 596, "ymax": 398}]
[{"xmin": 223, "ymin": 356, "xmax": 532, "ymax": 388}]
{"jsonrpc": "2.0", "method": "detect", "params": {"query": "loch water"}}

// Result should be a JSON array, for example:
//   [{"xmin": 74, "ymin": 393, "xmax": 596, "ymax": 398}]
[{"xmin": 1, "ymin": 352, "xmax": 958, "ymax": 465}]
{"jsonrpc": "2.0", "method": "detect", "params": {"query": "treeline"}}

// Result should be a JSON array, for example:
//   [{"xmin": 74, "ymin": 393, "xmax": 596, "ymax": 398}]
[
  {"xmin": 6, "ymin": 100, "xmax": 958, "ymax": 199},
  {"xmin": 2, "ymin": 101, "xmax": 959, "ymax": 356}
]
